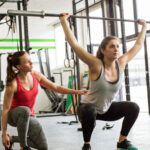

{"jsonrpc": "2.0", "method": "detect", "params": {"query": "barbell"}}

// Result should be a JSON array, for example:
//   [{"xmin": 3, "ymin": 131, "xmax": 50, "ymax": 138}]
[{"xmin": 7, "ymin": 10, "xmax": 150, "ymax": 24}]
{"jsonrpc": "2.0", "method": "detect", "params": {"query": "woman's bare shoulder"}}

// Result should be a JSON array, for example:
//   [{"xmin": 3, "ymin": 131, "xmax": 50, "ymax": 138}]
[{"xmin": 6, "ymin": 78, "xmax": 17, "ymax": 93}]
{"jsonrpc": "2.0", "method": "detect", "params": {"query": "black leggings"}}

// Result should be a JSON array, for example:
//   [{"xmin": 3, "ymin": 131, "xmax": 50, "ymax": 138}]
[{"xmin": 78, "ymin": 101, "xmax": 140, "ymax": 142}]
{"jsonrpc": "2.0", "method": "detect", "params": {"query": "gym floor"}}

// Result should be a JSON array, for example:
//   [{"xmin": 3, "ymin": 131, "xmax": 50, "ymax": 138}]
[{"xmin": 0, "ymin": 112, "xmax": 150, "ymax": 150}]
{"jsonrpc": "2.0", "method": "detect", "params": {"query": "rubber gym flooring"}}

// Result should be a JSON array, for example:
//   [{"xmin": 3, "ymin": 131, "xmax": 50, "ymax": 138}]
[{"xmin": 0, "ymin": 112, "xmax": 150, "ymax": 150}]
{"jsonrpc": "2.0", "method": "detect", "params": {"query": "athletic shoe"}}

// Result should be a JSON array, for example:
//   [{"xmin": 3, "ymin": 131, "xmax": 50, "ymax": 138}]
[
  {"xmin": 23, "ymin": 146, "xmax": 32, "ymax": 150},
  {"xmin": 117, "ymin": 139, "xmax": 138, "ymax": 150},
  {"xmin": 82, "ymin": 144, "xmax": 91, "ymax": 150}
]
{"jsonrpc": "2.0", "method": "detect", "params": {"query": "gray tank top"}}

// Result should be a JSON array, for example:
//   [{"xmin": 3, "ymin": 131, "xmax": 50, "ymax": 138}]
[{"xmin": 81, "ymin": 61, "xmax": 122, "ymax": 114}]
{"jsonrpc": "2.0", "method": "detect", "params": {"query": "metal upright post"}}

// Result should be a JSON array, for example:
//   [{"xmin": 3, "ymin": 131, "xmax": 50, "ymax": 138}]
[
  {"xmin": 0, "ymin": 54, "xmax": 1, "ymax": 131},
  {"xmin": 119, "ymin": 0, "xmax": 131, "ymax": 101},
  {"xmin": 45, "ymin": 49, "xmax": 52, "ymax": 80},
  {"xmin": 101, "ymin": 0, "xmax": 106, "ymax": 37},
  {"xmin": 133, "ymin": 0, "xmax": 138, "ymax": 33},
  {"xmin": 107, "ymin": 0, "xmax": 116, "ymax": 35},
  {"xmin": 72, "ymin": 0, "xmax": 81, "ymax": 104},
  {"xmin": 22, "ymin": 0, "xmax": 30, "ymax": 52},
  {"xmin": 17, "ymin": 1, "xmax": 23, "ymax": 51},
  {"xmin": 85, "ymin": 0, "xmax": 92, "ymax": 53},
  {"xmin": 144, "ymin": 38, "xmax": 150, "ymax": 114}
]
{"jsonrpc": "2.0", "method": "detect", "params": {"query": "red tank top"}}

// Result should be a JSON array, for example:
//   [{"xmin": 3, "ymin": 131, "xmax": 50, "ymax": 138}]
[{"xmin": 10, "ymin": 72, "xmax": 39, "ymax": 116}]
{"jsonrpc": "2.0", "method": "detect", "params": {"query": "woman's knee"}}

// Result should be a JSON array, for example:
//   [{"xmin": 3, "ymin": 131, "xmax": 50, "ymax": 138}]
[
  {"xmin": 78, "ymin": 104, "xmax": 97, "ymax": 121},
  {"xmin": 128, "ymin": 102, "xmax": 140, "ymax": 116},
  {"xmin": 38, "ymin": 143, "xmax": 48, "ymax": 150},
  {"xmin": 8, "ymin": 106, "xmax": 30, "ymax": 126},
  {"xmin": 80, "ymin": 104, "xmax": 96, "ymax": 114},
  {"xmin": 131, "ymin": 102, "xmax": 140, "ymax": 114},
  {"xmin": 131, "ymin": 102, "xmax": 140, "ymax": 113},
  {"xmin": 18, "ymin": 106, "xmax": 30, "ymax": 118}
]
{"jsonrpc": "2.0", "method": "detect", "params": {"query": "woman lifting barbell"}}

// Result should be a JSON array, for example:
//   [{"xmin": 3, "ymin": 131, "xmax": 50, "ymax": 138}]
[{"xmin": 59, "ymin": 13, "xmax": 147, "ymax": 150}]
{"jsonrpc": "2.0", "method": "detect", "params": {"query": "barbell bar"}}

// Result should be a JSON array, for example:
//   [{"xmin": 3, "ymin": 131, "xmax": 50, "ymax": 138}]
[{"xmin": 7, "ymin": 10, "xmax": 150, "ymax": 24}]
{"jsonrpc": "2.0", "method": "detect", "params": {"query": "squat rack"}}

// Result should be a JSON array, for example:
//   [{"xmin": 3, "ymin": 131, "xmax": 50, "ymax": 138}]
[{"xmin": 6, "ymin": 9, "xmax": 150, "ymax": 114}]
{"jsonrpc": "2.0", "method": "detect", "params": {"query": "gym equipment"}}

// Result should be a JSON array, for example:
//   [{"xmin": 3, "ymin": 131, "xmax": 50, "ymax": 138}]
[
  {"xmin": 0, "ymin": 14, "xmax": 6, "ymax": 21},
  {"xmin": 64, "ymin": 18, "xmax": 75, "ymax": 68},
  {"xmin": 36, "ymin": 49, "xmax": 64, "ymax": 114},
  {"xmin": 0, "ymin": 0, "xmax": 22, "ymax": 2},
  {"xmin": 7, "ymin": 10, "xmax": 150, "ymax": 23},
  {"xmin": 64, "ymin": 41, "xmax": 74, "ymax": 68},
  {"xmin": 0, "ymin": 81, "xmax": 4, "ymax": 92},
  {"xmin": 102, "ymin": 123, "xmax": 114, "ymax": 130},
  {"xmin": 63, "ymin": 69, "xmax": 79, "ymax": 124},
  {"xmin": 36, "ymin": 49, "xmax": 79, "ymax": 124}
]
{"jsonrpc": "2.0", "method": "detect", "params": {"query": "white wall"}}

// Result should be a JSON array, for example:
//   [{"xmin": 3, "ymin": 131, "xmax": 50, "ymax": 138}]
[{"xmin": 0, "ymin": 0, "xmax": 74, "ymax": 113}]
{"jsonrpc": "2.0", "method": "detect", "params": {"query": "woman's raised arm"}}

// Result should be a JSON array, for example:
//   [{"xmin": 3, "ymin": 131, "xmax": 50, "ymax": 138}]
[{"xmin": 59, "ymin": 13, "xmax": 99, "ymax": 68}]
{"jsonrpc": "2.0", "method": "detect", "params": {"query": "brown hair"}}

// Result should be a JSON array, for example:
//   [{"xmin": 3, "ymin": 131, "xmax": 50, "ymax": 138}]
[
  {"xmin": 96, "ymin": 36, "xmax": 120, "ymax": 60},
  {"xmin": 6, "ymin": 51, "xmax": 26, "ymax": 85}
]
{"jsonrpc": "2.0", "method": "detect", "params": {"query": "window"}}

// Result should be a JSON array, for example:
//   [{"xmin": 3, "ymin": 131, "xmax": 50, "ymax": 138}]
[
  {"xmin": 137, "ymin": 0, "xmax": 150, "ymax": 20},
  {"xmin": 127, "ymin": 41, "xmax": 148, "ymax": 112},
  {"xmin": 117, "ymin": 0, "xmax": 135, "ymax": 36},
  {"xmin": 89, "ymin": 6, "xmax": 104, "ymax": 44}
]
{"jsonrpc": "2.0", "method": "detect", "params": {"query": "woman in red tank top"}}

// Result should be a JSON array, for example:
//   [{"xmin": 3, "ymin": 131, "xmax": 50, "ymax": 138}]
[{"xmin": 2, "ymin": 51, "xmax": 88, "ymax": 150}]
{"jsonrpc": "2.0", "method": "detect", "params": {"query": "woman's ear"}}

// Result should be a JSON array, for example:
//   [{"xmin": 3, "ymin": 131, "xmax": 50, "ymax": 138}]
[
  {"xmin": 16, "ymin": 65, "xmax": 20, "ymax": 70},
  {"xmin": 101, "ymin": 48, "xmax": 104, "ymax": 55},
  {"xmin": 13, "ymin": 66, "xmax": 19, "ymax": 73}
]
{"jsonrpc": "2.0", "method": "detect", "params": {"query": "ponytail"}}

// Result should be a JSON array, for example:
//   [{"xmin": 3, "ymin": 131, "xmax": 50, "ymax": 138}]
[
  {"xmin": 6, "ymin": 51, "xmax": 26, "ymax": 85},
  {"xmin": 6, "ymin": 54, "xmax": 16, "ymax": 85},
  {"xmin": 96, "ymin": 45, "xmax": 104, "ymax": 60}
]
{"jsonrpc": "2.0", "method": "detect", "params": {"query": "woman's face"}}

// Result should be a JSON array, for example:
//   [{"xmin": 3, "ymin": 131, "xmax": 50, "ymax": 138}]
[
  {"xmin": 17, "ymin": 53, "xmax": 33, "ymax": 72},
  {"xmin": 102, "ymin": 39, "xmax": 120, "ymax": 60}
]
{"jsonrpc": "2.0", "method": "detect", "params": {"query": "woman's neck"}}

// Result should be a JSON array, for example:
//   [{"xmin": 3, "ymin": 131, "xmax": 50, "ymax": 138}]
[
  {"xmin": 17, "ymin": 71, "xmax": 31, "ymax": 80},
  {"xmin": 103, "ymin": 58, "xmax": 116, "ymax": 68}
]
